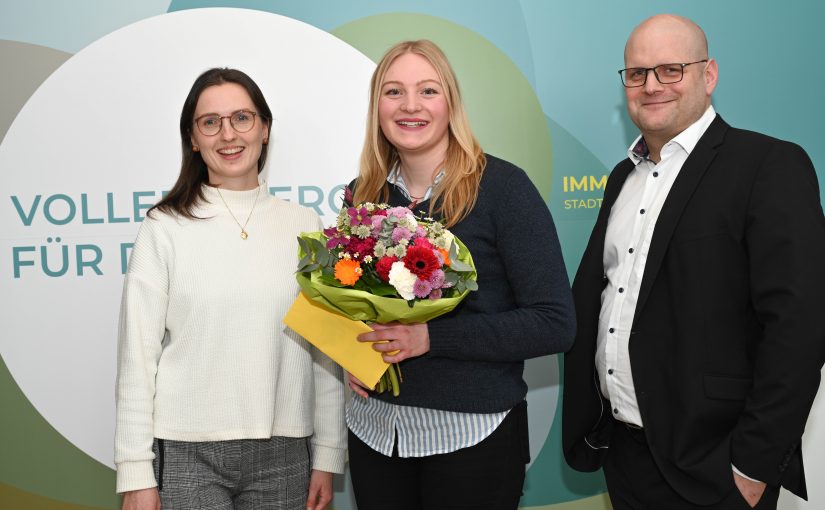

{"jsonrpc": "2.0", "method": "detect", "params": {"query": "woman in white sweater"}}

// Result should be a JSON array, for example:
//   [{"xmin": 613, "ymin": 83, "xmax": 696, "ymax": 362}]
[{"xmin": 115, "ymin": 68, "xmax": 345, "ymax": 510}]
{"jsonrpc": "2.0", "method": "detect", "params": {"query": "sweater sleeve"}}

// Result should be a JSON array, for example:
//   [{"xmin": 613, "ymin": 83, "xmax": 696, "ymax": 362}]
[
  {"xmin": 309, "ymin": 344, "xmax": 347, "ymax": 473},
  {"xmin": 427, "ymin": 166, "xmax": 576, "ymax": 362},
  {"xmin": 306, "ymin": 215, "xmax": 347, "ymax": 473},
  {"xmin": 114, "ymin": 217, "xmax": 171, "ymax": 493}
]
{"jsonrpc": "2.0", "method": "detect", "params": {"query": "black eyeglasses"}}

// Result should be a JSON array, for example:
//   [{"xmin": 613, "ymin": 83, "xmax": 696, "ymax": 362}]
[
  {"xmin": 618, "ymin": 60, "xmax": 708, "ymax": 88},
  {"xmin": 194, "ymin": 110, "xmax": 258, "ymax": 136}
]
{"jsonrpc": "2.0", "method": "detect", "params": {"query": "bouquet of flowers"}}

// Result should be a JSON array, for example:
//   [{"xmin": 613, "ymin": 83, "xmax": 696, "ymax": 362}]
[{"xmin": 292, "ymin": 188, "xmax": 477, "ymax": 396}]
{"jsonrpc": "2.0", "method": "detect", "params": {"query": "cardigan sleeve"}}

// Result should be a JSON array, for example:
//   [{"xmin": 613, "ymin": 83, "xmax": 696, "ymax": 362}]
[
  {"xmin": 427, "ymin": 165, "xmax": 576, "ymax": 362},
  {"xmin": 114, "ymin": 216, "xmax": 171, "ymax": 493}
]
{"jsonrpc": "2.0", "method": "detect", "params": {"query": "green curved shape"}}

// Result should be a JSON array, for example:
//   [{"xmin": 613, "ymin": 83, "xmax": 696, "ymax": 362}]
[
  {"xmin": 331, "ymin": 13, "xmax": 553, "ymax": 199},
  {"xmin": 0, "ymin": 40, "xmax": 71, "ymax": 144},
  {"xmin": 0, "ymin": 355, "xmax": 119, "ymax": 509},
  {"xmin": 0, "ymin": 481, "xmax": 114, "ymax": 510}
]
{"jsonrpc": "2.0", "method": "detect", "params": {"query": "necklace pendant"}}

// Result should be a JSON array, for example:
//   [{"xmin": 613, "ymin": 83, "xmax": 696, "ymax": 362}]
[{"xmin": 240, "ymin": 230, "xmax": 249, "ymax": 240}]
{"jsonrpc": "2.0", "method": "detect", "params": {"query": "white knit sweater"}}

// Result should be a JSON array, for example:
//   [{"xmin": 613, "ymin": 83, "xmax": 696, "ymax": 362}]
[{"xmin": 115, "ymin": 183, "xmax": 346, "ymax": 493}]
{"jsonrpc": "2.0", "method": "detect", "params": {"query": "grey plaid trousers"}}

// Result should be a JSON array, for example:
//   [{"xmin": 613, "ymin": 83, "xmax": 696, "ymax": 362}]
[{"xmin": 152, "ymin": 436, "xmax": 311, "ymax": 510}]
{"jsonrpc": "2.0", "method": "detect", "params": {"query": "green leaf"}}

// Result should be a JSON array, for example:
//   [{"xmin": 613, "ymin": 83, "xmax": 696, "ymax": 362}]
[
  {"xmin": 297, "ymin": 236, "xmax": 311, "ymax": 256},
  {"xmin": 450, "ymin": 258, "xmax": 472, "ymax": 272},
  {"xmin": 448, "ymin": 241, "xmax": 459, "ymax": 262},
  {"xmin": 310, "ymin": 238, "xmax": 326, "ymax": 253},
  {"xmin": 302, "ymin": 263, "xmax": 321, "ymax": 273},
  {"xmin": 298, "ymin": 253, "xmax": 312, "ymax": 269},
  {"xmin": 464, "ymin": 279, "xmax": 479, "ymax": 291}
]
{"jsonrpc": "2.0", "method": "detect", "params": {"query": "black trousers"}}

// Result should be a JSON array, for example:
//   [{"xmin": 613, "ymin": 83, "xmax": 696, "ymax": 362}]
[
  {"xmin": 348, "ymin": 400, "xmax": 529, "ymax": 510},
  {"xmin": 603, "ymin": 421, "xmax": 780, "ymax": 510}
]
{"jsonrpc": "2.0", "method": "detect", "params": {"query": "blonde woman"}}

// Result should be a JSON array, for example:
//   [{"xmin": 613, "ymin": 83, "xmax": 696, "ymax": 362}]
[{"xmin": 346, "ymin": 40, "xmax": 576, "ymax": 510}]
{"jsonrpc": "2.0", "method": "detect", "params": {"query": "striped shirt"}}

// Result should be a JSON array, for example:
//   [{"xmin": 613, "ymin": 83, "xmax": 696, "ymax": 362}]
[{"xmin": 345, "ymin": 168, "xmax": 508, "ymax": 457}]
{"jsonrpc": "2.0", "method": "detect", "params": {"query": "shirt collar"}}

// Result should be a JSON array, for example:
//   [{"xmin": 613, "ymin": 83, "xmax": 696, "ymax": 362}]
[
  {"xmin": 387, "ymin": 166, "xmax": 445, "ymax": 202},
  {"xmin": 627, "ymin": 105, "xmax": 717, "ymax": 165}
]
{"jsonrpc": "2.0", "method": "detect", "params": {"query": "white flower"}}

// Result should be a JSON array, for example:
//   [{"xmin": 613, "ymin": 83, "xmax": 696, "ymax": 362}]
[
  {"xmin": 433, "ymin": 230, "xmax": 455, "ymax": 252},
  {"xmin": 389, "ymin": 261, "xmax": 417, "ymax": 300},
  {"xmin": 354, "ymin": 225, "xmax": 371, "ymax": 239}
]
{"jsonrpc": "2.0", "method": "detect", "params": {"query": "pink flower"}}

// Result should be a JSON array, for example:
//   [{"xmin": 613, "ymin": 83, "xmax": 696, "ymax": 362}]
[
  {"xmin": 392, "ymin": 227, "xmax": 412, "ymax": 243},
  {"xmin": 413, "ymin": 278, "xmax": 433, "ymax": 298},
  {"xmin": 428, "ymin": 289, "xmax": 442, "ymax": 300},
  {"xmin": 387, "ymin": 206, "xmax": 412, "ymax": 219},
  {"xmin": 371, "ymin": 215, "xmax": 386, "ymax": 236},
  {"xmin": 429, "ymin": 269, "xmax": 445, "ymax": 289}
]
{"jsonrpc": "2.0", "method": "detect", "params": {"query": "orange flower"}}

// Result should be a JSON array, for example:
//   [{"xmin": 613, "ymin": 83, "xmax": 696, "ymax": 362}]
[
  {"xmin": 334, "ymin": 258, "xmax": 362, "ymax": 285},
  {"xmin": 438, "ymin": 248, "xmax": 451, "ymax": 266}
]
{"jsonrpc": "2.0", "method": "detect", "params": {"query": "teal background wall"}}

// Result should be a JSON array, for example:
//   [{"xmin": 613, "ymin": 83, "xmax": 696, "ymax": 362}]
[{"xmin": 1, "ymin": 2, "xmax": 823, "ymax": 509}]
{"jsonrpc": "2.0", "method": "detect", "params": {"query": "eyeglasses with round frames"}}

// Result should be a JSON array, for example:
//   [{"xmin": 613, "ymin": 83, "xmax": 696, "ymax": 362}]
[
  {"xmin": 618, "ymin": 60, "xmax": 708, "ymax": 88},
  {"xmin": 194, "ymin": 110, "xmax": 259, "ymax": 136}
]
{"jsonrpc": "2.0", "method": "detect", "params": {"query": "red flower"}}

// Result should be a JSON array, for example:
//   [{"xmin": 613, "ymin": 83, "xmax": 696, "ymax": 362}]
[
  {"xmin": 345, "ymin": 236, "xmax": 376, "ymax": 259},
  {"xmin": 413, "ymin": 237, "xmax": 434, "ymax": 250},
  {"xmin": 375, "ymin": 256, "xmax": 398, "ymax": 282},
  {"xmin": 403, "ymin": 246, "xmax": 440, "ymax": 280}
]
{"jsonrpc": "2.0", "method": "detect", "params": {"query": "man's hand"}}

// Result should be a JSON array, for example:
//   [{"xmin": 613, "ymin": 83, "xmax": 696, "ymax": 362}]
[
  {"xmin": 733, "ymin": 471, "xmax": 766, "ymax": 508},
  {"xmin": 121, "ymin": 487, "xmax": 160, "ymax": 510}
]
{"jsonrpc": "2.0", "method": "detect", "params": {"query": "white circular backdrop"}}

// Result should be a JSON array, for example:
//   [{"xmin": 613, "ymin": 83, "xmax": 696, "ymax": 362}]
[
  {"xmin": 0, "ymin": 7, "xmax": 375, "ymax": 467},
  {"xmin": 0, "ymin": 7, "xmax": 557, "ymax": 475}
]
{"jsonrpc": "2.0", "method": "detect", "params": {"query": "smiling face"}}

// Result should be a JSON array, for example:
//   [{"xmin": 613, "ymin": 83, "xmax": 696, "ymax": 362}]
[
  {"xmin": 377, "ymin": 52, "xmax": 450, "ymax": 161},
  {"xmin": 190, "ymin": 82, "xmax": 269, "ymax": 190},
  {"xmin": 624, "ymin": 15, "xmax": 717, "ymax": 155}
]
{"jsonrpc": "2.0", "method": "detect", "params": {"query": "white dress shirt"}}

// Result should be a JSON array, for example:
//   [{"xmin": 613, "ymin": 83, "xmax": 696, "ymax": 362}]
[{"xmin": 596, "ymin": 106, "xmax": 717, "ymax": 426}]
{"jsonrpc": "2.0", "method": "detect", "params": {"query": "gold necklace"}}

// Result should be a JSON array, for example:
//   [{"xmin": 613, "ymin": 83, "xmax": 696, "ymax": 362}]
[{"xmin": 215, "ymin": 184, "xmax": 262, "ymax": 240}]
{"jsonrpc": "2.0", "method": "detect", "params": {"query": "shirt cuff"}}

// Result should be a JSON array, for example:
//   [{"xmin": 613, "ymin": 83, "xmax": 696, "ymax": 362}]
[
  {"xmin": 116, "ymin": 460, "xmax": 157, "ymax": 493},
  {"xmin": 311, "ymin": 444, "xmax": 347, "ymax": 474},
  {"xmin": 732, "ymin": 464, "xmax": 763, "ymax": 483}
]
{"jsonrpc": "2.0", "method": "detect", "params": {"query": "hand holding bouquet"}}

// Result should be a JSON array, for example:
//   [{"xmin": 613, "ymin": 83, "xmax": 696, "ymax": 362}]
[{"xmin": 291, "ymin": 189, "xmax": 477, "ymax": 395}]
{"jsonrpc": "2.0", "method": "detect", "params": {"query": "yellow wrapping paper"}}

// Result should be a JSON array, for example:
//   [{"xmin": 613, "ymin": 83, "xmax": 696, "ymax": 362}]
[{"xmin": 284, "ymin": 291, "xmax": 389, "ymax": 389}]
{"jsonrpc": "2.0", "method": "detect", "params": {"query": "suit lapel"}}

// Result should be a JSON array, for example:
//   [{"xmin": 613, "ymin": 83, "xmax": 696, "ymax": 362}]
[{"xmin": 634, "ymin": 116, "xmax": 730, "ymax": 320}]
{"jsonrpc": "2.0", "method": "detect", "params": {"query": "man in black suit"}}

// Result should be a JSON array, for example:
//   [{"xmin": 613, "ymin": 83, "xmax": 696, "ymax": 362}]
[{"xmin": 562, "ymin": 14, "xmax": 825, "ymax": 510}]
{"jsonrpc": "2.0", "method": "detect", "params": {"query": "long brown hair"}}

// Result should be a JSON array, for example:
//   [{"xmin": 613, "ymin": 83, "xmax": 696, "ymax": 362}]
[
  {"xmin": 149, "ymin": 68, "xmax": 273, "ymax": 219},
  {"xmin": 354, "ymin": 40, "xmax": 485, "ymax": 227}
]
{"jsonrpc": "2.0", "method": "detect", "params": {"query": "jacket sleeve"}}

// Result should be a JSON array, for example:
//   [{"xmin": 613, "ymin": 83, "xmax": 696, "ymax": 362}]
[{"xmin": 730, "ymin": 141, "xmax": 825, "ymax": 488}]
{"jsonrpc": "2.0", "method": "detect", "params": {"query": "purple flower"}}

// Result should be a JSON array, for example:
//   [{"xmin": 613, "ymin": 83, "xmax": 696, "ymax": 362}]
[
  {"xmin": 392, "ymin": 227, "xmax": 412, "ymax": 243},
  {"xmin": 413, "ymin": 278, "xmax": 433, "ymax": 299},
  {"xmin": 324, "ymin": 226, "xmax": 349, "ymax": 248},
  {"xmin": 415, "ymin": 226, "xmax": 427, "ymax": 238},
  {"xmin": 343, "ymin": 186, "xmax": 354, "ymax": 207},
  {"xmin": 429, "ymin": 269, "xmax": 445, "ymax": 289},
  {"xmin": 348, "ymin": 206, "xmax": 370, "ymax": 226},
  {"xmin": 428, "ymin": 289, "xmax": 443, "ymax": 300}
]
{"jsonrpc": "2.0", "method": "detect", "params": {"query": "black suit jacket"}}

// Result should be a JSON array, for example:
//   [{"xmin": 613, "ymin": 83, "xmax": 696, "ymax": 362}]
[{"xmin": 562, "ymin": 115, "xmax": 825, "ymax": 504}]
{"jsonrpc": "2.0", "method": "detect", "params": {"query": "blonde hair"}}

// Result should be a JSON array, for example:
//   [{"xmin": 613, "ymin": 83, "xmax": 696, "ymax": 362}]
[{"xmin": 354, "ymin": 40, "xmax": 486, "ymax": 228}]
